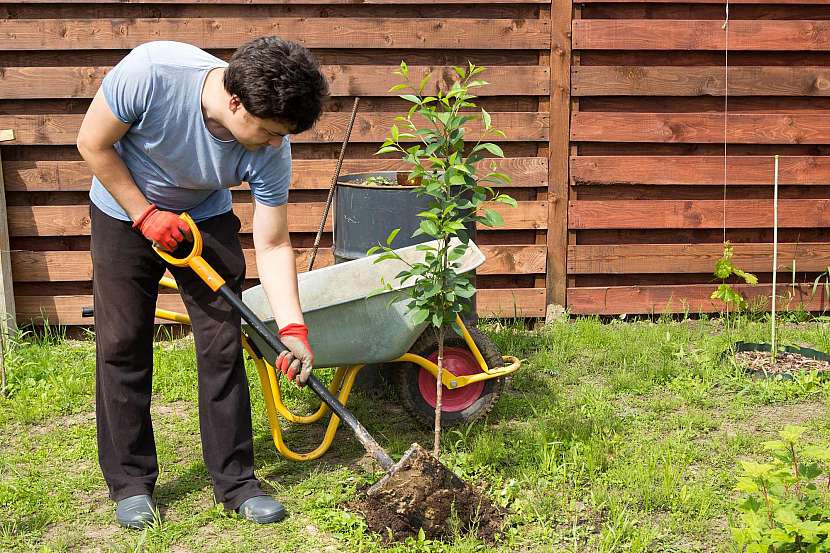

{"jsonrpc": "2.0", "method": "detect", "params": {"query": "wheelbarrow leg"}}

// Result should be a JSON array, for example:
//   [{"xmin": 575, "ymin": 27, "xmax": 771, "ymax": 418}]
[{"xmin": 250, "ymin": 353, "xmax": 365, "ymax": 461}]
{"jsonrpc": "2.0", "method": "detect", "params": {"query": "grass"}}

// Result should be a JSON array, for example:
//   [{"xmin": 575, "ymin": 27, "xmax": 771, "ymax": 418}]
[{"xmin": 1, "ymin": 315, "xmax": 829, "ymax": 552}]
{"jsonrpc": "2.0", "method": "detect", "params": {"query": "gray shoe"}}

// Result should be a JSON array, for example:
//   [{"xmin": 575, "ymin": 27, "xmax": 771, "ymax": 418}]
[
  {"xmin": 116, "ymin": 494, "xmax": 157, "ymax": 529},
  {"xmin": 236, "ymin": 495, "xmax": 286, "ymax": 524}
]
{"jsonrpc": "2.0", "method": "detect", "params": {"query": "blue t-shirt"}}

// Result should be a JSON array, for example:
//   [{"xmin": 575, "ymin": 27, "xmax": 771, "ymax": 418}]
[{"xmin": 89, "ymin": 41, "xmax": 292, "ymax": 222}]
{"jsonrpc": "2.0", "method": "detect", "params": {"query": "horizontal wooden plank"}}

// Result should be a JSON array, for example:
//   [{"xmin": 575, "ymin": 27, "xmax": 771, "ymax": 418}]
[
  {"xmin": 0, "ymin": 65, "xmax": 549, "ymax": 99},
  {"xmin": 12, "ymin": 245, "xmax": 546, "ymax": 282},
  {"xmin": 7, "ymin": 201, "xmax": 546, "ymax": 236},
  {"xmin": 577, "ymin": 0, "xmax": 828, "ymax": 3},
  {"xmin": 580, "ymin": 0, "xmax": 827, "ymax": 5},
  {"xmin": 571, "ymin": 113, "xmax": 830, "ymax": 144},
  {"xmin": 16, "ymin": 288, "xmax": 546, "ymax": 324},
  {"xmin": 569, "ymin": 243, "xmax": 830, "ymax": 274},
  {"xmin": 0, "ymin": 18, "xmax": 550, "ymax": 51},
  {"xmin": 573, "ymin": 20, "xmax": 830, "ymax": 51},
  {"xmin": 16, "ymin": 0, "xmax": 550, "ymax": 4},
  {"xmin": 4, "ymin": 157, "xmax": 547, "ymax": 191},
  {"xmin": 569, "ymin": 199, "xmax": 830, "ymax": 229},
  {"xmin": 568, "ymin": 284, "xmax": 828, "ymax": 315},
  {"xmin": 572, "ymin": 66, "xmax": 830, "ymax": 97},
  {"xmin": 570, "ymin": 156, "xmax": 830, "ymax": 186},
  {"xmin": 0, "ymin": 112, "xmax": 548, "ymax": 145}
]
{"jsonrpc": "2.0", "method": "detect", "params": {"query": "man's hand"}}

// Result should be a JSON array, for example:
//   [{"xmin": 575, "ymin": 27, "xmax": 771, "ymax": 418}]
[
  {"xmin": 276, "ymin": 323, "xmax": 314, "ymax": 386},
  {"xmin": 132, "ymin": 204, "xmax": 192, "ymax": 251}
]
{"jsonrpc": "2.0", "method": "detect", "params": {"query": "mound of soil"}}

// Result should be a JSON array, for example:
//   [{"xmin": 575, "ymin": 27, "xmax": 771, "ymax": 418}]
[
  {"xmin": 736, "ymin": 350, "xmax": 830, "ymax": 376},
  {"xmin": 347, "ymin": 443, "xmax": 504, "ymax": 543}
]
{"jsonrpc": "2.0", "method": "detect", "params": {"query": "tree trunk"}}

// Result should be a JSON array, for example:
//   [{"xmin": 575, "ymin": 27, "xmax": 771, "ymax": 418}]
[{"xmin": 433, "ymin": 325, "xmax": 444, "ymax": 458}]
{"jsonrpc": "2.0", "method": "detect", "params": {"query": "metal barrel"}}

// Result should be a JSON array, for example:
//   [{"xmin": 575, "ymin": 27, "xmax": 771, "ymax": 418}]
[{"xmin": 333, "ymin": 172, "xmax": 478, "ymax": 318}]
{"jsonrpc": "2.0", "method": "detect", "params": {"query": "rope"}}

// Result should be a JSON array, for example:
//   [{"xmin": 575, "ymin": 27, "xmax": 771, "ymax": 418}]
[{"xmin": 307, "ymin": 97, "xmax": 361, "ymax": 272}]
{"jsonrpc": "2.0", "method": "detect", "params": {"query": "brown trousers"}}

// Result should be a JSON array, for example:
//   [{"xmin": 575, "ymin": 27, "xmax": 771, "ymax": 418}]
[{"xmin": 90, "ymin": 203, "xmax": 265, "ymax": 509}]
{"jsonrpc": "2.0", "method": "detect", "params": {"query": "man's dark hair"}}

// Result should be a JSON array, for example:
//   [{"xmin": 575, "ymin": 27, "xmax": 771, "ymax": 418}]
[{"xmin": 224, "ymin": 36, "xmax": 328, "ymax": 134}]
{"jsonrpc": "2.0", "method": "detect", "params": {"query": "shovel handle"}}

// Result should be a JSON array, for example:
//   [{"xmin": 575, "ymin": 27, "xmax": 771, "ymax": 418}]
[
  {"xmin": 153, "ymin": 213, "xmax": 395, "ymax": 470},
  {"xmin": 215, "ymin": 285, "xmax": 395, "ymax": 471}
]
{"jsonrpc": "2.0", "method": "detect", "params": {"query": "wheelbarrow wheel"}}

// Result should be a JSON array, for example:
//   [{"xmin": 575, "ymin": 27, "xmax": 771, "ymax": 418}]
[{"xmin": 393, "ymin": 326, "xmax": 508, "ymax": 428}]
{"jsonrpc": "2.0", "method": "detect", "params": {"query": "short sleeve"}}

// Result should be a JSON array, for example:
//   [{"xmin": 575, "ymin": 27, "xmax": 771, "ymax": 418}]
[
  {"xmin": 246, "ymin": 139, "xmax": 292, "ymax": 207},
  {"xmin": 101, "ymin": 44, "xmax": 154, "ymax": 124}
]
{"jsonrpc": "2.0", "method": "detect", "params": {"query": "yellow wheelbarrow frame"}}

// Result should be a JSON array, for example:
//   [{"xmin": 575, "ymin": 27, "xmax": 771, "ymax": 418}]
[{"xmin": 155, "ymin": 276, "xmax": 521, "ymax": 462}]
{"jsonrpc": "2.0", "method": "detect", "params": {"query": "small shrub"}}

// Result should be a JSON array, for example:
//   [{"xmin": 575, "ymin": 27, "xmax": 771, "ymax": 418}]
[
  {"xmin": 712, "ymin": 241, "xmax": 759, "ymax": 311},
  {"xmin": 731, "ymin": 425, "xmax": 830, "ymax": 552}
]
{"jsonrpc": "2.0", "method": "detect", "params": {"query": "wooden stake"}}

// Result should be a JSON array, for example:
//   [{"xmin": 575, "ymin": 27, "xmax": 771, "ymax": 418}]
[
  {"xmin": 771, "ymin": 155, "xmax": 780, "ymax": 363},
  {"xmin": 0, "ymin": 130, "xmax": 17, "ymax": 396},
  {"xmin": 434, "ymin": 327, "xmax": 444, "ymax": 459}
]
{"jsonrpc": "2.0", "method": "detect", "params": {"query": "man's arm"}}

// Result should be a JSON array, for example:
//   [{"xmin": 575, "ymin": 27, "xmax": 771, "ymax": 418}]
[
  {"xmin": 76, "ymin": 89, "xmax": 151, "ymax": 221},
  {"xmin": 253, "ymin": 201, "xmax": 314, "ymax": 385},
  {"xmin": 252, "ymin": 201, "xmax": 304, "ymax": 328}
]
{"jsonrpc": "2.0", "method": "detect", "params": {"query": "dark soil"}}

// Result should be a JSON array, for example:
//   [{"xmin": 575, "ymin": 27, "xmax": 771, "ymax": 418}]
[
  {"xmin": 347, "ymin": 443, "xmax": 504, "ymax": 543},
  {"xmin": 736, "ymin": 350, "xmax": 830, "ymax": 376}
]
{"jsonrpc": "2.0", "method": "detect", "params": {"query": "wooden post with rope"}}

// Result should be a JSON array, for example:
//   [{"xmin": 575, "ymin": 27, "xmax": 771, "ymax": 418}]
[
  {"xmin": 307, "ymin": 98, "xmax": 360, "ymax": 272},
  {"xmin": 0, "ymin": 129, "xmax": 17, "ymax": 396}
]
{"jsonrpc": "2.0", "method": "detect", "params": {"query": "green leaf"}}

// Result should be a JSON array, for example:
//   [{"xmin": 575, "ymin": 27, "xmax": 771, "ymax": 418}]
[
  {"xmin": 367, "ymin": 286, "xmax": 387, "ymax": 299},
  {"xmin": 410, "ymin": 308, "xmax": 430, "ymax": 326},
  {"xmin": 472, "ymin": 142, "xmax": 504, "ymax": 158},
  {"xmin": 419, "ymin": 219, "xmax": 440, "ymax": 237},
  {"xmin": 494, "ymin": 194, "xmax": 518, "ymax": 208},
  {"xmin": 740, "ymin": 460, "xmax": 776, "ymax": 479},
  {"xmin": 762, "ymin": 440, "xmax": 787, "ymax": 453},
  {"xmin": 773, "ymin": 507, "xmax": 801, "ymax": 529},
  {"xmin": 779, "ymin": 425, "xmax": 807, "ymax": 444},
  {"xmin": 400, "ymin": 94, "xmax": 421, "ymax": 105},
  {"xmin": 388, "ymin": 83, "xmax": 408, "ymax": 93},
  {"xmin": 448, "ymin": 245, "xmax": 466, "ymax": 262},
  {"xmin": 481, "ymin": 108, "xmax": 492, "ymax": 130},
  {"xmin": 711, "ymin": 283, "xmax": 747, "ymax": 308},
  {"xmin": 803, "ymin": 445, "xmax": 830, "ymax": 462},
  {"xmin": 482, "ymin": 171, "xmax": 511, "ymax": 185},
  {"xmin": 417, "ymin": 72, "xmax": 432, "ymax": 94},
  {"xmin": 386, "ymin": 228, "xmax": 401, "ymax": 246},
  {"xmin": 377, "ymin": 252, "xmax": 404, "ymax": 265},
  {"xmin": 713, "ymin": 257, "xmax": 733, "ymax": 279},
  {"xmin": 480, "ymin": 208, "xmax": 505, "ymax": 228},
  {"xmin": 417, "ymin": 210, "xmax": 440, "ymax": 221},
  {"xmin": 399, "ymin": 60, "xmax": 409, "ymax": 77},
  {"xmin": 366, "ymin": 245, "xmax": 381, "ymax": 256},
  {"xmin": 376, "ymin": 145, "xmax": 398, "ymax": 155},
  {"xmin": 734, "ymin": 268, "xmax": 759, "ymax": 285}
]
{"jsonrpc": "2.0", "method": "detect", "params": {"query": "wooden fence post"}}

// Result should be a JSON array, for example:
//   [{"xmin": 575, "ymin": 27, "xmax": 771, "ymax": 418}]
[
  {"xmin": 0, "ymin": 129, "xmax": 17, "ymax": 396},
  {"xmin": 546, "ymin": 0, "xmax": 573, "ymax": 313}
]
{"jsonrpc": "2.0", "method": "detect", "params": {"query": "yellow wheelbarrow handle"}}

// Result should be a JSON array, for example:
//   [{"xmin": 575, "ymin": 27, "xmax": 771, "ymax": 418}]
[{"xmin": 153, "ymin": 213, "xmax": 226, "ymax": 292}]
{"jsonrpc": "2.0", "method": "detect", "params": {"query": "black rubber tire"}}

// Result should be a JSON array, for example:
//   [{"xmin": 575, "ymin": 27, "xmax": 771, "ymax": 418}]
[{"xmin": 392, "ymin": 326, "xmax": 508, "ymax": 428}]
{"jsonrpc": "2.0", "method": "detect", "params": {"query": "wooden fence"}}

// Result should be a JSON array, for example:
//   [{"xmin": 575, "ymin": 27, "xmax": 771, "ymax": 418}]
[
  {"xmin": 1, "ymin": 1, "xmax": 829, "ymax": 326},
  {"xmin": 567, "ymin": 0, "xmax": 830, "ymax": 315},
  {"xmin": 0, "ymin": 0, "xmax": 553, "ymax": 325}
]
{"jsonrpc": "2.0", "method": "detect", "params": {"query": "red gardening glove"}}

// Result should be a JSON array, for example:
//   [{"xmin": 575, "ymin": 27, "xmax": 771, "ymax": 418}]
[
  {"xmin": 277, "ymin": 323, "xmax": 314, "ymax": 387},
  {"xmin": 132, "ymin": 204, "xmax": 192, "ymax": 252}
]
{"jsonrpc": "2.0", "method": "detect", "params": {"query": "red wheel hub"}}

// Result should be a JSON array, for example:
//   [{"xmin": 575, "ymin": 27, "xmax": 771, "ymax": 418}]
[{"xmin": 418, "ymin": 346, "xmax": 486, "ymax": 412}]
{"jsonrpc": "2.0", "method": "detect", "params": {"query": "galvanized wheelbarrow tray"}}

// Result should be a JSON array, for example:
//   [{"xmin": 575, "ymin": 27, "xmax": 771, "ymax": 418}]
[{"xmin": 124, "ymin": 238, "xmax": 521, "ymax": 462}]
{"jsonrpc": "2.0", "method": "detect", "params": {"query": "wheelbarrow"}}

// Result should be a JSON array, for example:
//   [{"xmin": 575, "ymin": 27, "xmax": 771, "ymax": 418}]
[{"xmin": 85, "ymin": 216, "xmax": 521, "ymax": 462}]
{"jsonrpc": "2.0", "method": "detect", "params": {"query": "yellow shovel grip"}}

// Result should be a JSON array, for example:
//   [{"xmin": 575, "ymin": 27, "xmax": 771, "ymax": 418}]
[
  {"xmin": 190, "ymin": 256, "xmax": 226, "ymax": 292},
  {"xmin": 153, "ymin": 213, "xmax": 226, "ymax": 291}
]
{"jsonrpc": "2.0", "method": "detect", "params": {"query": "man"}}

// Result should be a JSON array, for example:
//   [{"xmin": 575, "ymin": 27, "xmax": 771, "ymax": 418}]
[{"xmin": 76, "ymin": 37, "xmax": 328, "ymax": 529}]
